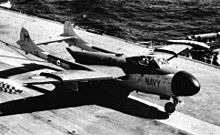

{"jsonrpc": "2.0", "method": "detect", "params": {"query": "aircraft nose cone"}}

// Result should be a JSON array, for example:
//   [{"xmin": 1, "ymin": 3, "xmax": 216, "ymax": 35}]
[{"xmin": 171, "ymin": 71, "xmax": 200, "ymax": 96}]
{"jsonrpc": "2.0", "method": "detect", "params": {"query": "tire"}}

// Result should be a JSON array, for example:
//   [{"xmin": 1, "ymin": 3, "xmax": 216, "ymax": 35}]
[{"xmin": 164, "ymin": 102, "xmax": 175, "ymax": 114}]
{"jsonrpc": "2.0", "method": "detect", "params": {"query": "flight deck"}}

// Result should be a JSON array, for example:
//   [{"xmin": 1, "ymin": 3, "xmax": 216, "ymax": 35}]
[{"xmin": 0, "ymin": 7, "xmax": 220, "ymax": 135}]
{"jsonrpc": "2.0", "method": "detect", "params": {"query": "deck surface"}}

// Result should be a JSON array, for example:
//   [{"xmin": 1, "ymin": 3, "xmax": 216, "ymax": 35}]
[{"xmin": 0, "ymin": 7, "xmax": 220, "ymax": 135}]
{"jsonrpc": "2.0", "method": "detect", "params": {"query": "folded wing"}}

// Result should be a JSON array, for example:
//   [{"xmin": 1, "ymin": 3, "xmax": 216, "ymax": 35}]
[{"xmin": 154, "ymin": 44, "xmax": 192, "ymax": 61}]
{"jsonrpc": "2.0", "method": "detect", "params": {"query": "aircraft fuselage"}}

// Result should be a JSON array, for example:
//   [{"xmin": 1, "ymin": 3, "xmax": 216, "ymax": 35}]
[
  {"xmin": 67, "ymin": 48, "xmax": 200, "ymax": 98},
  {"xmin": 119, "ymin": 74, "xmax": 173, "ymax": 96}
]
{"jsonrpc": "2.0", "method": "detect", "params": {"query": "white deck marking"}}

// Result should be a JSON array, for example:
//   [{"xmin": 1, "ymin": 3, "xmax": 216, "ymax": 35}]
[{"xmin": 129, "ymin": 95, "xmax": 220, "ymax": 135}]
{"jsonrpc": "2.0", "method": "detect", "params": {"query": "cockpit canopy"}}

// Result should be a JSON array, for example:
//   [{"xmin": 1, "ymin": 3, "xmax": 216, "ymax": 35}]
[
  {"xmin": 125, "ymin": 55, "xmax": 171, "ymax": 74},
  {"xmin": 137, "ymin": 55, "xmax": 169, "ymax": 68}
]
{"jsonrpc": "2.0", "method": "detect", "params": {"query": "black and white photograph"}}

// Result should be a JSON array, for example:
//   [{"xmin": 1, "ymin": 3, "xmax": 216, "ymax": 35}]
[{"xmin": 0, "ymin": 0, "xmax": 219, "ymax": 134}]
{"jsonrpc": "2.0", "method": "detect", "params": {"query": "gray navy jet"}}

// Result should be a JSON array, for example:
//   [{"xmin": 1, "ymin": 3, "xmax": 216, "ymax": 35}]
[{"xmin": 15, "ymin": 24, "xmax": 201, "ymax": 114}]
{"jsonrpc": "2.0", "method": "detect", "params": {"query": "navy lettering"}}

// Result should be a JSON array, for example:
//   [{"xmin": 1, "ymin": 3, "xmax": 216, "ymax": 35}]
[{"xmin": 145, "ymin": 77, "xmax": 160, "ymax": 88}]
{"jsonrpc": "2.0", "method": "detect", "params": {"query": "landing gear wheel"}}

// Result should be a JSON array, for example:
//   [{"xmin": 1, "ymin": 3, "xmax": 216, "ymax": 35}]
[{"xmin": 165, "ymin": 102, "xmax": 176, "ymax": 114}]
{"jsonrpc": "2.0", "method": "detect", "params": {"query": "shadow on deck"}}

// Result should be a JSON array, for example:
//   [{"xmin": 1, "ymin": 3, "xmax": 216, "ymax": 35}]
[{"xmin": 0, "ymin": 82, "xmax": 169, "ymax": 119}]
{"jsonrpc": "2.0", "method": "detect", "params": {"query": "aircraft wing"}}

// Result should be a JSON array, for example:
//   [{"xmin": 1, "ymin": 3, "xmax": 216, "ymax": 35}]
[
  {"xmin": 23, "ymin": 70, "xmax": 115, "ymax": 85},
  {"xmin": 0, "ymin": 36, "xmax": 126, "ymax": 94},
  {"xmin": 154, "ymin": 39, "xmax": 210, "ymax": 61},
  {"xmin": 81, "ymin": 40, "xmax": 192, "ymax": 61},
  {"xmin": 154, "ymin": 44, "xmax": 192, "ymax": 60},
  {"xmin": 88, "ymin": 65, "xmax": 126, "ymax": 78},
  {"xmin": 0, "ymin": 52, "xmax": 118, "ymax": 94}
]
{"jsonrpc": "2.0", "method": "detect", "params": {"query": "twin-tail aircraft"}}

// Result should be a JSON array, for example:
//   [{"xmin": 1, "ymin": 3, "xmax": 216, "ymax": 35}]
[{"xmin": 14, "ymin": 23, "xmax": 201, "ymax": 114}]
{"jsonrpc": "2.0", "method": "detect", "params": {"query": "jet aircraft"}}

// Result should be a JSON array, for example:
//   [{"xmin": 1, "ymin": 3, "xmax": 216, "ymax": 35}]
[{"xmin": 14, "ymin": 26, "xmax": 201, "ymax": 114}]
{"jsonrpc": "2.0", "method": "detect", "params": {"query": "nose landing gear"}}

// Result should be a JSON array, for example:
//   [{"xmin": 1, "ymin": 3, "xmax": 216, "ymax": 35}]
[{"xmin": 164, "ymin": 97, "xmax": 181, "ymax": 114}]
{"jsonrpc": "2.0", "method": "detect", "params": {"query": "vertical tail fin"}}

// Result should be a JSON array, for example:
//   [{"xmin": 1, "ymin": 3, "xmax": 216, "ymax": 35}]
[
  {"xmin": 17, "ymin": 27, "xmax": 43, "ymax": 54},
  {"xmin": 61, "ymin": 21, "xmax": 91, "ymax": 49},
  {"xmin": 61, "ymin": 21, "xmax": 76, "ymax": 37}
]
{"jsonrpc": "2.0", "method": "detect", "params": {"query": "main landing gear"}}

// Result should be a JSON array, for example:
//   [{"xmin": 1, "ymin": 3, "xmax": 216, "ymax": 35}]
[{"xmin": 164, "ymin": 96, "xmax": 181, "ymax": 114}]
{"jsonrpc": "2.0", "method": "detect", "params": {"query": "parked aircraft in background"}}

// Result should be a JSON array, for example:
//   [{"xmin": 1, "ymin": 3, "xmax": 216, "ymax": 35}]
[
  {"xmin": 167, "ymin": 39, "xmax": 210, "ymax": 50},
  {"xmin": 187, "ymin": 32, "xmax": 220, "ymax": 44}
]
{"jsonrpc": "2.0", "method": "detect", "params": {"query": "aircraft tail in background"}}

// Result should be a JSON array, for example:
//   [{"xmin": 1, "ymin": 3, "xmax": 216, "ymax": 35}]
[
  {"xmin": 60, "ymin": 21, "xmax": 76, "ymax": 37},
  {"xmin": 60, "ymin": 21, "xmax": 95, "ymax": 51}
]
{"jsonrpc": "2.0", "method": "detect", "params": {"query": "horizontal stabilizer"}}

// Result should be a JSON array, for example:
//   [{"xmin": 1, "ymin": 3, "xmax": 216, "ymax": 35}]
[{"xmin": 36, "ymin": 37, "xmax": 76, "ymax": 45}]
